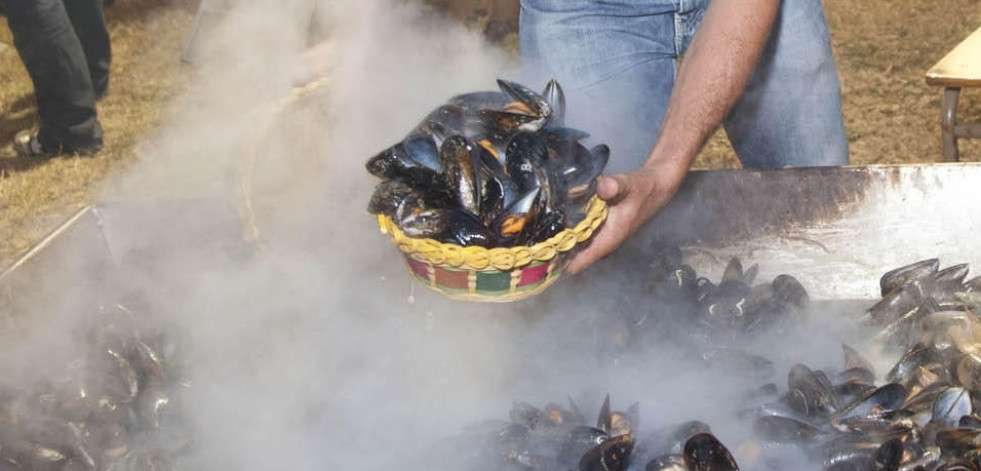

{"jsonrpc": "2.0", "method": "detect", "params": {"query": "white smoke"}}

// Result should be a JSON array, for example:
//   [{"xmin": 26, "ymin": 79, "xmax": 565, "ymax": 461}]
[{"xmin": 0, "ymin": 2, "xmax": 889, "ymax": 471}]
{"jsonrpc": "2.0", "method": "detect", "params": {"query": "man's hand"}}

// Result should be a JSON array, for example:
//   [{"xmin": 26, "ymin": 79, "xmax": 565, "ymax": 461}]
[
  {"xmin": 566, "ymin": 166, "xmax": 679, "ymax": 275},
  {"xmin": 564, "ymin": 0, "xmax": 780, "ymax": 276}
]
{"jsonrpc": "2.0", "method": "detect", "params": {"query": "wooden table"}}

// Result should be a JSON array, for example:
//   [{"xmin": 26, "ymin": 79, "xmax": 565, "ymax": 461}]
[{"xmin": 926, "ymin": 26, "xmax": 981, "ymax": 162}]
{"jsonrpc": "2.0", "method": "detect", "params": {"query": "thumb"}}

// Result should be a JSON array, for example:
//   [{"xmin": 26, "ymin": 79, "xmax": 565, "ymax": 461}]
[{"xmin": 596, "ymin": 174, "xmax": 630, "ymax": 204}]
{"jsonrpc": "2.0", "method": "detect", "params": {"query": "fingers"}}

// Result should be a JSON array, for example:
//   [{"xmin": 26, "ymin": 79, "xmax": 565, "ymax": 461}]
[
  {"xmin": 566, "ymin": 235, "xmax": 613, "ymax": 275},
  {"xmin": 596, "ymin": 174, "xmax": 628, "ymax": 204},
  {"xmin": 567, "ymin": 170, "xmax": 660, "ymax": 275}
]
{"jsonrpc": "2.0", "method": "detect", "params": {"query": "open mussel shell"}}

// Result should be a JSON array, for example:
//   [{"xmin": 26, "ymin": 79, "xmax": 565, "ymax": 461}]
[
  {"xmin": 402, "ymin": 134, "xmax": 442, "ymax": 172},
  {"xmin": 880, "ymin": 258, "xmax": 939, "ymax": 297},
  {"xmin": 565, "ymin": 143, "xmax": 609, "ymax": 202},
  {"xmin": 830, "ymin": 383, "xmax": 907, "ymax": 431},
  {"xmin": 786, "ymin": 363, "xmax": 841, "ymax": 418},
  {"xmin": 491, "ymin": 188, "xmax": 542, "ymax": 246},
  {"xmin": 497, "ymin": 79, "xmax": 552, "ymax": 128},
  {"xmin": 542, "ymin": 78, "xmax": 566, "ymax": 126},
  {"xmin": 932, "ymin": 387, "xmax": 973, "ymax": 427},
  {"xmin": 475, "ymin": 142, "xmax": 516, "ymax": 223}
]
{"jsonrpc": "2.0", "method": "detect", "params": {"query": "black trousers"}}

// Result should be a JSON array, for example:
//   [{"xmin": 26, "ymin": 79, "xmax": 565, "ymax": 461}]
[{"xmin": 3, "ymin": 0, "xmax": 110, "ymax": 151}]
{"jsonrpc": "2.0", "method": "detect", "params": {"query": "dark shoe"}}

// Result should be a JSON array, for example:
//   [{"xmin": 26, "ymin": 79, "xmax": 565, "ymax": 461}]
[{"xmin": 13, "ymin": 131, "xmax": 101, "ymax": 158}]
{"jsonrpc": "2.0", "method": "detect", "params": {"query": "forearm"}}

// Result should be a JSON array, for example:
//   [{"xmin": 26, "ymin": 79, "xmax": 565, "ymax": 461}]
[{"xmin": 642, "ymin": 0, "xmax": 781, "ymax": 181}]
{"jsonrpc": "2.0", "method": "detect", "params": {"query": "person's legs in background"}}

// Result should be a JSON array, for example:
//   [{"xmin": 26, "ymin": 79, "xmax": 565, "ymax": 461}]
[
  {"xmin": 719, "ymin": 0, "xmax": 849, "ymax": 168},
  {"xmin": 5, "ymin": 0, "xmax": 103, "ymax": 156},
  {"xmin": 519, "ymin": 0, "xmax": 680, "ymax": 174},
  {"xmin": 63, "ymin": 0, "xmax": 111, "ymax": 99}
]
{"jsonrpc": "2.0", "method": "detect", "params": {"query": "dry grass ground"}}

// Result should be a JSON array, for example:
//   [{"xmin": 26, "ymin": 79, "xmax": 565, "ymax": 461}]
[
  {"xmin": 0, "ymin": 0, "xmax": 197, "ymax": 267},
  {"xmin": 698, "ymin": 0, "xmax": 981, "ymax": 168},
  {"xmin": 0, "ymin": 0, "xmax": 980, "ymax": 267}
]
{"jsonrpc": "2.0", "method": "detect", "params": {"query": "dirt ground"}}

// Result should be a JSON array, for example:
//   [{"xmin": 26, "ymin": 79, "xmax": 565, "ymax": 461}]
[{"xmin": 0, "ymin": 0, "xmax": 979, "ymax": 268}]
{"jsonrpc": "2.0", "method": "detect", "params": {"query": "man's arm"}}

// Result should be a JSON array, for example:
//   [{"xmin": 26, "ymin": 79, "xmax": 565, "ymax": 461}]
[{"xmin": 566, "ymin": 0, "xmax": 781, "ymax": 275}]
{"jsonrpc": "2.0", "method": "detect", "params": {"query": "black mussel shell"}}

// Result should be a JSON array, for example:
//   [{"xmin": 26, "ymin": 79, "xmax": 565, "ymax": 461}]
[
  {"xmin": 752, "ymin": 415, "xmax": 825, "ymax": 444},
  {"xmin": 479, "ymin": 109, "xmax": 543, "ymax": 134},
  {"xmin": 535, "ymin": 163, "xmax": 565, "ymax": 214},
  {"xmin": 843, "ymin": 344, "xmax": 877, "ymax": 374},
  {"xmin": 476, "ymin": 145, "xmax": 517, "ymax": 223},
  {"xmin": 491, "ymin": 188, "xmax": 541, "ymax": 246},
  {"xmin": 517, "ymin": 211, "xmax": 565, "ymax": 246},
  {"xmin": 439, "ymin": 135, "xmax": 481, "ymax": 214},
  {"xmin": 505, "ymin": 133, "xmax": 547, "ymax": 195},
  {"xmin": 497, "ymin": 79, "xmax": 551, "ymax": 129},
  {"xmin": 579, "ymin": 434, "xmax": 634, "ymax": 471},
  {"xmin": 510, "ymin": 400, "xmax": 547, "ymax": 430},
  {"xmin": 397, "ymin": 207, "xmax": 491, "ymax": 247},
  {"xmin": 786, "ymin": 363, "xmax": 841, "ymax": 418},
  {"xmin": 597, "ymin": 394, "xmax": 613, "ymax": 433},
  {"xmin": 558, "ymin": 426, "xmax": 611, "ymax": 467},
  {"xmin": 830, "ymin": 383, "xmax": 907, "ymax": 430},
  {"xmin": 479, "ymin": 175, "xmax": 506, "ymax": 226},
  {"xmin": 935, "ymin": 428, "xmax": 981, "ymax": 458},
  {"xmin": 367, "ymin": 180, "xmax": 415, "ymax": 217},
  {"xmin": 542, "ymin": 78, "xmax": 566, "ymax": 126},
  {"xmin": 441, "ymin": 209, "xmax": 494, "ymax": 247},
  {"xmin": 932, "ymin": 387, "xmax": 972, "ymax": 428},
  {"xmin": 645, "ymin": 454, "xmax": 687, "ymax": 471},
  {"xmin": 565, "ymin": 143, "xmax": 607, "ymax": 202},
  {"xmin": 413, "ymin": 104, "xmax": 466, "ymax": 146},
  {"xmin": 366, "ymin": 142, "xmax": 443, "ymax": 188},
  {"xmin": 879, "ymin": 258, "xmax": 939, "ymax": 297},
  {"xmin": 873, "ymin": 438, "xmax": 903, "ymax": 471},
  {"xmin": 934, "ymin": 262, "xmax": 971, "ymax": 284},
  {"xmin": 543, "ymin": 126, "xmax": 591, "ymax": 169},
  {"xmin": 683, "ymin": 433, "xmax": 739, "ymax": 471},
  {"xmin": 402, "ymin": 134, "xmax": 441, "ymax": 172},
  {"xmin": 397, "ymin": 208, "xmax": 452, "ymax": 239},
  {"xmin": 393, "ymin": 188, "xmax": 454, "ymax": 222},
  {"xmin": 448, "ymin": 91, "xmax": 511, "ymax": 112},
  {"xmin": 770, "ymin": 274, "xmax": 809, "ymax": 310}
]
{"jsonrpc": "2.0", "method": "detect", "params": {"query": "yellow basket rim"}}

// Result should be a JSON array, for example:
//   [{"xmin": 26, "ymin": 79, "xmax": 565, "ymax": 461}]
[{"xmin": 377, "ymin": 195, "xmax": 608, "ymax": 272}]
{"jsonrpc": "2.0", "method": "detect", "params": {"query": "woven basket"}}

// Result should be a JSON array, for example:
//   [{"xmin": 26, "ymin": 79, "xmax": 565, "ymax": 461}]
[{"xmin": 378, "ymin": 196, "xmax": 608, "ymax": 302}]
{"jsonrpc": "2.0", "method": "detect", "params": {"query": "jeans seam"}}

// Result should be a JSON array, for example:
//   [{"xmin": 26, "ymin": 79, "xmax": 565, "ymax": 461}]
[{"xmin": 673, "ymin": 12, "xmax": 683, "ymax": 56}]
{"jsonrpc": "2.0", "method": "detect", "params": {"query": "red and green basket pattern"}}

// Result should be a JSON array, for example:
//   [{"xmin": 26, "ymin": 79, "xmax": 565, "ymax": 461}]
[{"xmin": 378, "ymin": 196, "xmax": 608, "ymax": 302}]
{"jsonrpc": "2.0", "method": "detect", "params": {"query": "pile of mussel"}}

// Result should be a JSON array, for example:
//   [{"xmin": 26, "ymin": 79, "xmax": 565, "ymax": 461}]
[
  {"xmin": 591, "ymin": 246, "xmax": 811, "ymax": 360},
  {"xmin": 365, "ymin": 79, "xmax": 609, "ymax": 247},
  {"xmin": 735, "ymin": 258, "xmax": 981, "ymax": 471},
  {"xmin": 0, "ymin": 304, "xmax": 189, "ymax": 471},
  {"xmin": 458, "ymin": 257, "xmax": 981, "ymax": 471},
  {"xmin": 440, "ymin": 394, "xmax": 741, "ymax": 471}
]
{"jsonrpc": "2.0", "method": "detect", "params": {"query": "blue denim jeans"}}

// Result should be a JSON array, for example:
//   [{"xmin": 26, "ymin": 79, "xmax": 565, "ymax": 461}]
[{"xmin": 519, "ymin": 0, "xmax": 850, "ymax": 173}]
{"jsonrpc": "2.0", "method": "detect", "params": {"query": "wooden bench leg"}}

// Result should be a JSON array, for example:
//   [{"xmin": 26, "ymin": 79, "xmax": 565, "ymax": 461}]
[{"xmin": 941, "ymin": 87, "xmax": 961, "ymax": 162}]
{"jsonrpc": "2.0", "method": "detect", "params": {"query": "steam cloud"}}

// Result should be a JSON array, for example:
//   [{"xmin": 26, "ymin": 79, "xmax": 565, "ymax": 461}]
[{"xmin": 0, "ymin": 1, "xmax": 884, "ymax": 471}]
